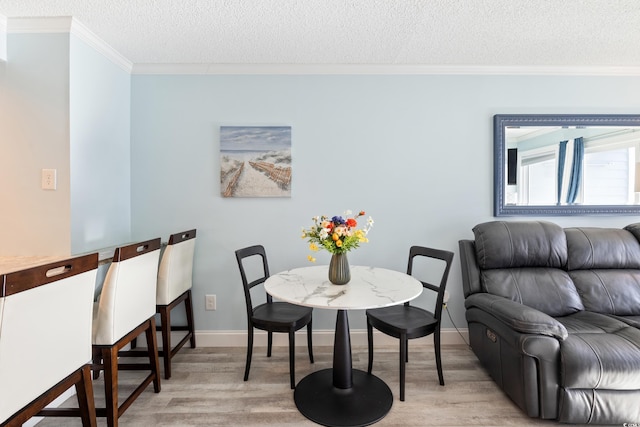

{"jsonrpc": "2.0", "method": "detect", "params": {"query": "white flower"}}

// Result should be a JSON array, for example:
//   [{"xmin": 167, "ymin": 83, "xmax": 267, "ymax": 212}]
[
  {"xmin": 344, "ymin": 209, "xmax": 353, "ymax": 216},
  {"xmin": 319, "ymin": 229, "xmax": 329, "ymax": 239}
]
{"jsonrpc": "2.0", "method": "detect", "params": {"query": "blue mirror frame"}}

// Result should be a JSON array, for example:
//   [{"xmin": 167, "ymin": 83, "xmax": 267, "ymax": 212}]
[{"xmin": 494, "ymin": 114, "xmax": 640, "ymax": 216}]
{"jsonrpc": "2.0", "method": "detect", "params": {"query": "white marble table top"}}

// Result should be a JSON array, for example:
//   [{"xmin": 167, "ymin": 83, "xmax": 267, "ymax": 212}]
[{"xmin": 264, "ymin": 265, "xmax": 423, "ymax": 310}]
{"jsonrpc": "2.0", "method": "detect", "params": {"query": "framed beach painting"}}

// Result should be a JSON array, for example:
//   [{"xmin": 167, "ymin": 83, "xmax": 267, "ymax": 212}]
[{"xmin": 220, "ymin": 126, "xmax": 292, "ymax": 198}]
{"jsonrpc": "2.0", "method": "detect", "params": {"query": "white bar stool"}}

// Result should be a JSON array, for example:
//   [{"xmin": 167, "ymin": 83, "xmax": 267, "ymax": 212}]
[{"xmin": 0, "ymin": 254, "xmax": 98, "ymax": 427}]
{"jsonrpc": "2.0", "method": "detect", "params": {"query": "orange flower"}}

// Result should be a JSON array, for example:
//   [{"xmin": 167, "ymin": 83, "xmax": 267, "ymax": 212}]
[{"xmin": 346, "ymin": 218, "xmax": 357, "ymax": 228}]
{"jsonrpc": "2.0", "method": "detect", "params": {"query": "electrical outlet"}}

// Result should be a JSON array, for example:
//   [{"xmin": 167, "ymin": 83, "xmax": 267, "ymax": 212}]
[
  {"xmin": 205, "ymin": 294, "xmax": 217, "ymax": 311},
  {"xmin": 443, "ymin": 290, "xmax": 450, "ymax": 304},
  {"xmin": 41, "ymin": 168, "xmax": 57, "ymax": 190}
]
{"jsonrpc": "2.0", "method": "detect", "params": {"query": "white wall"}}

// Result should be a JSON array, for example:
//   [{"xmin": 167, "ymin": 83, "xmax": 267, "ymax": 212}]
[
  {"xmin": 0, "ymin": 33, "xmax": 71, "ymax": 255},
  {"xmin": 0, "ymin": 29, "xmax": 131, "ymax": 256},
  {"xmin": 69, "ymin": 34, "xmax": 131, "ymax": 254},
  {"xmin": 130, "ymin": 73, "xmax": 640, "ymax": 333}
]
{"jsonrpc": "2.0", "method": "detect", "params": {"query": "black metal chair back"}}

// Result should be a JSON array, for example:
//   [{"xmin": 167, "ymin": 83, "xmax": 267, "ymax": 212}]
[
  {"xmin": 236, "ymin": 244, "xmax": 272, "ymax": 316},
  {"xmin": 406, "ymin": 245, "xmax": 454, "ymax": 322}
]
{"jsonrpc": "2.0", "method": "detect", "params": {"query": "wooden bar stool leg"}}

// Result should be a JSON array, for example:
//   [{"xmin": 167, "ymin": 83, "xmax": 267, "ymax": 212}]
[
  {"xmin": 159, "ymin": 306, "xmax": 172, "ymax": 379},
  {"xmin": 103, "ymin": 346, "xmax": 119, "ymax": 427},
  {"xmin": 146, "ymin": 317, "xmax": 162, "ymax": 392},
  {"xmin": 92, "ymin": 347, "xmax": 102, "ymax": 380},
  {"xmin": 76, "ymin": 364, "xmax": 98, "ymax": 427}
]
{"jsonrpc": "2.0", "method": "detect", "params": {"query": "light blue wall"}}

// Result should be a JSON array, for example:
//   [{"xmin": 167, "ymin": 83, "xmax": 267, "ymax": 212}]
[
  {"xmin": 69, "ymin": 35, "xmax": 131, "ymax": 254},
  {"xmin": 130, "ymin": 73, "xmax": 640, "ymax": 332}
]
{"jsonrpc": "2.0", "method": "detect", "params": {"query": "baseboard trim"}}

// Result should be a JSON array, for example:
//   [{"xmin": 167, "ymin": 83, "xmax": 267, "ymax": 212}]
[{"xmin": 192, "ymin": 328, "xmax": 469, "ymax": 348}]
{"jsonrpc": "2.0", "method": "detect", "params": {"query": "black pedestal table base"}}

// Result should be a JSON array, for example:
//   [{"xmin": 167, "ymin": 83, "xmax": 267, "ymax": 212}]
[
  {"xmin": 294, "ymin": 309, "xmax": 393, "ymax": 427},
  {"xmin": 294, "ymin": 368, "xmax": 393, "ymax": 427}
]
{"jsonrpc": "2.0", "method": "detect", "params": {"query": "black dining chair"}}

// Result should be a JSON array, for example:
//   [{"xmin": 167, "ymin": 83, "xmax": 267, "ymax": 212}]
[
  {"xmin": 366, "ymin": 245, "xmax": 454, "ymax": 401},
  {"xmin": 235, "ymin": 245, "xmax": 314, "ymax": 389}
]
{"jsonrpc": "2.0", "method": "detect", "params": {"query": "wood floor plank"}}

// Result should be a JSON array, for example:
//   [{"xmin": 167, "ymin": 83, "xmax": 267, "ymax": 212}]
[{"xmin": 35, "ymin": 345, "xmax": 576, "ymax": 426}]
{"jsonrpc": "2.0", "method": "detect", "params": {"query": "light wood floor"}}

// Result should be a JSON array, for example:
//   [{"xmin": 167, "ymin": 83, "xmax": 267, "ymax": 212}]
[{"xmin": 38, "ymin": 344, "xmax": 568, "ymax": 427}]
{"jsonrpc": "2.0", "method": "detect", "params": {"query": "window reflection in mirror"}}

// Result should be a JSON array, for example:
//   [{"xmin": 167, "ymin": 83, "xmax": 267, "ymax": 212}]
[
  {"xmin": 508, "ymin": 126, "xmax": 640, "ymax": 206},
  {"xmin": 494, "ymin": 115, "xmax": 640, "ymax": 216}
]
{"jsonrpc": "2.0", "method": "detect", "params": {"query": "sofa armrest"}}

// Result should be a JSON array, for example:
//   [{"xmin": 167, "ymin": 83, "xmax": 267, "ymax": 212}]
[{"xmin": 465, "ymin": 293, "xmax": 568, "ymax": 340}]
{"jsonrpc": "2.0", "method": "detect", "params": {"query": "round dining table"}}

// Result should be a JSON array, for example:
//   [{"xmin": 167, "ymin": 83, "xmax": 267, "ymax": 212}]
[{"xmin": 264, "ymin": 265, "xmax": 423, "ymax": 427}]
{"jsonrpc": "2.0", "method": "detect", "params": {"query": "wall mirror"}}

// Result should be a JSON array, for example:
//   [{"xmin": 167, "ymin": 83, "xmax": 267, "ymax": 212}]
[{"xmin": 494, "ymin": 114, "xmax": 640, "ymax": 216}]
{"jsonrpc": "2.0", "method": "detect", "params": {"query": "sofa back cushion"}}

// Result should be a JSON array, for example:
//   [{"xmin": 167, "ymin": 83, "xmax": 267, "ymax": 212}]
[
  {"xmin": 569, "ymin": 270, "xmax": 640, "ymax": 316},
  {"xmin": 481, "ymin": 268, "xmax": 583, "ymax": 317},
  {"xmin": 566, "ymin": 227, "xmax": 640, "ymax": 316},
  {"xmin": 565, "ymin": 227, "xmax": 640, "ymax": 270},
  {"xmin": 473, "ymin": 220, "xmax": 567, "ymax": 269},
  {"xmin": 473, "ymin": 221, "xmax": 582, "ymax": 317}
]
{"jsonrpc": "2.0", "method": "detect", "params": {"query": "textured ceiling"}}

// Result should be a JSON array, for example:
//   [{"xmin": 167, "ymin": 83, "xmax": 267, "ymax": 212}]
[{"xmin": 0, "ymin": 0, "xmax": 639, "ymax": 67}]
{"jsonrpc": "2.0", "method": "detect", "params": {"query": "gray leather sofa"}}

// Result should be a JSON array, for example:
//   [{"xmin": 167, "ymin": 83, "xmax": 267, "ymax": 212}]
[{"xmin": 459, "ymin": 220, "xmax": 640, "ymax": 424}]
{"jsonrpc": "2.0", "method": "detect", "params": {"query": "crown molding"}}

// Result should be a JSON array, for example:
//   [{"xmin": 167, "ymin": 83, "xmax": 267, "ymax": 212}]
[
  {"xmin": 6, "ymin": 16, "xmax": 73, "ymax": 33},
  {"xmin": 132, "ymin": 63, "xmax": 640, "ymax": 76},
  {"xmin": 69, "ymin": 18, "xmax": 132, "ymax": 73},
  {"xmin": 6, "ymin": 16, "xmax": 132, "ymax": 73}
]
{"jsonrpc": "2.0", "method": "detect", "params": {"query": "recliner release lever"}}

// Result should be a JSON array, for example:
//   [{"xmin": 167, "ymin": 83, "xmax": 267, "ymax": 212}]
[{"xmin": 486, "ymin": 329, "xmax": 497, "ymax": 343}]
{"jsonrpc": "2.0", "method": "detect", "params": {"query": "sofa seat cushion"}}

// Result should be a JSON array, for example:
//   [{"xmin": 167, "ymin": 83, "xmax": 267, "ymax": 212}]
[
  {"xmin": 607, "ymin": 314, "xmax": 640, "ymax": 329},
  {"xmin": 558, "ymin": 389, "xmax": 640, "ymax": 424},
  {"xmin": 557, "ymin": 312, "xmax": 640, "ymax": 390},
  {"xmin": 481, "ymin": 268, "xmax": 583, "ymax": 317}
]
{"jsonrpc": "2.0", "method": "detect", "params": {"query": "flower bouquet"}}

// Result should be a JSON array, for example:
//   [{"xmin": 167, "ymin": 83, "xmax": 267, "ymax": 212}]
[{"xmin": 301, "ymin": 210, "xmax": 374, "ymax": 284}]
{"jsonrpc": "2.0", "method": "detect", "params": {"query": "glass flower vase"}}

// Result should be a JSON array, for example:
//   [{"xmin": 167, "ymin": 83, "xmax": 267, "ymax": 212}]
[{"xmin": 328, "ymin": 253, "xmax": 351, "ymax": 285}]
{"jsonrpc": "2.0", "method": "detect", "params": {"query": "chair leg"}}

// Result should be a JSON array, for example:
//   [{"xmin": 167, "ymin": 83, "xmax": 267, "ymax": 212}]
[
  {"xmin": 367, "ymin": 320, "xmax": 374, "ymax": 374},
  {"xmin": 435, "ymin": 328, "xmax": 444, "ymax": 386},
  {"xmin": 92, "ymin": 347, "xmax": 102, "ymax": 380},
  {"xmin": 102, "ymin": 346, "xmax": 119, "ymax": 427},
  {"xmin": 159, "ymin": 305, "xmax": 172, "ymax": 379},
  {"xmin": 145, "ymin": 317, "xmax": 162, "ymax": 393},
  {"xmin": 405, "ymin": 339, "xmax": 409, "ymax": 363},
  {"xmin": 76, "ymin": 364, "xmax": 98, "ymax": 427},
  {"xmin": 244, "ymin": 327, "xmax": 253, "ymax": 381},
  {"xmin": 267, "ymin": 331, "xmax": 273, "ymax": 357},
  {"xmin": 399, "ymin": 334, "xmax": 407, "ymax": 402},
  {"xmin": 288, "ymin": 329, "xmax": 295, "ymax": 389},
  {"xmin": 306, "ymin": 321, "xmax": 314, "ymax": 364},
  {"xmin": 131, "ymin": 337, "xmax": 137, "ymax": 349},
  {"xmin": 185, "ymin": 289, "xmax": 196, "ymax": 348}
]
